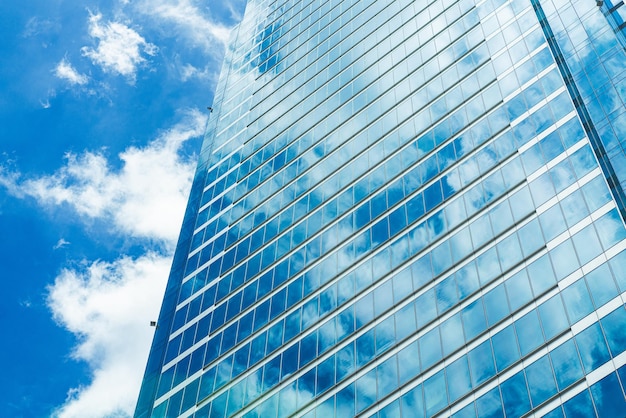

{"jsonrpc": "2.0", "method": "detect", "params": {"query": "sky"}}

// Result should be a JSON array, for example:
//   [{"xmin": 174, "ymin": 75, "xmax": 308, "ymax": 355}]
[{"xmin": 0, "ymin": 1, "xmax": 246, "ymax": 416}]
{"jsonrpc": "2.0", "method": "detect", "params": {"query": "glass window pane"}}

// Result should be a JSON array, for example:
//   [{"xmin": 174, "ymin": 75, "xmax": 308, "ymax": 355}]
[
  {"xmin": 395, "ymin": 302, "xmax": 417, "ymax": 341},
  {"xmin": 518, "ymin": 218, "xmax": 545, "ymax": 257},
  {"xmin": 489, "ymin": 201, "xmax": 514, "ymax": 237},
  {"xmin": 166, "ymin": 387, "xmax": 185, "ymax": 416},
  {"xmin": 419, "ymin": 327, "xmax": 442, "ymax": 369},
  {"xmin": 335, "ymin": 340, "xmax": 355, "ymax": 380},
  {"xmin": 501, "ymin": 370, "xmax": 531, "ymax": 418},
  {"xmin": 281, "ymin": 344, "xmax": 299, "ymax": 380},
  {"xmin": 515, "ymin": 311, "xmax": 544, "ymax": 356},
  {"xmin": 299, "ymin": 332, "xmax": 317, "ymax": 368},
  {"xmin": 432, "ymin": 241, "xmax": 453, "ymax": 277},
  {"xmin": 456, "ymin": 262, "xmax": 480, "ymax": 299},
  {"xmin": 581, "ymin": 175, "xmax": 611, "ymax": 212},
  {"xmin": 375, "ymin": 316, "xmax": 396, "ymax": 354},
  {"xmin": 335, "ymin": 383, "xmax": 355, "ymax": 417},
  {"xmin": 561, "ymin": 190, "xmax": 590, "ymax": 228},
  {"xmin": 436, "ymin": 275, "xmax": 459, "ymax": 314},
  {"xmin": 608, "ymin": 249, "xmax": 626, "ymax": 291},
  {"xmin": 506, "ymin": 269, "xmax": 533, "ymax": 312},
  {"xmin": 374, "ymin": 279, "xmax": 393, "ymax": 318},
  {"xmin": 451, "ymin": 402, "xmax": 476, "ymax": 418},
  {"xmin": 356, "ymin": 369, "xmax": 376, "ymax": 413},
  {"xmin": 379, "ymin": 399, "xmax": 400, "ymax": 418},
  {"xmin": 484, "ymin": 284, "xmax": 510, "ymax": 326},
  {"xmin": 157, "ymin": 367, "xmax": 175, "ymax": 399},
  {"xmin": 549, "ymin": 240, "xmax": 578, "ymax": 281},
  {"xmin": 572, "ymin": 224, "xmax": 603, "ymax": 265},
  {"xmin": 527, "ymin": 253, "xmax": 557, "ymax": 296},
  {"xmin": 296, "ymin": 369, "xmax": 315, "ymax": 409},
  {"xmin": 392, "ymin": 268, "xmax": 413, "ymax": 304},
  {"xmin": 441, "ymin": 313, "xmax": 465, "ymax": 357},
  {"xmin": 600, "ymin": 306, "xmax": 626, "ymax": 357},
  {"xmin": 174, "ymin": 355, "xmax": 191, "ymax": 387},
  {"xmin": 585, "ymin": 264, "xmax": 618, "ymax": 308},
  {"xmin": 462, "ymin": 299, "xmax": 487, "ymax": 341},
  {"xmin": 563, "ymin": 389, "xmax": 595, "ymax": 418},
  {"xmin": 575, "ymin": 322, "xmax": 611, "ymax": 373},
  {"xmin": 468, "ymin": 340, "xmax": 496, "ymax": 387},
  {"xmin": 590, "ymin": 372, "xmax": 626, "ymax": 417},
  {"xmin": 424, "ymin": 370, "xmax": 448, "ymax": 416},
  {"xmin": 497, "ymin": 234, "xmax": 522, "ymax": 272},
  {"xmin": 400, "ymin": 384, "xmax": 425, "ymax": 418},
  {"xmin": 538, "ymin": 295, "xmax": 569, "ymax": 340},
  {"xmin": 550, "ymin": 339, "xmax": 584, "ymax": 390},
  {"xmin": 356, "ymin": 329, "xmax": 375, "ymax": 367},
  {"xmin": 492, "ymin": 325, "xmax": 520, "ymax": 371},
  {"xmin": 542, "ymin": 406, "xmax": 565, "ymax": 418},
  {"xmin": 525, "ymin": 355, "xmax": 558, "ymax": 407},
  {"xmin": 539, "ymin": 204, "xmax": 567, "ymax": 242},
  {"xmin": 227, "ymin": 381, "xmax": 244, "ymax": 416},
  {"xmin": 397, "ymin": 341, "xmax": 420, "ymax": 385},
  {"xmin": 415, "ymin": 289, "xmax": 437, "ymax": 327},
  {"xmin": 446, "ymin": 357, "xmax": 472, "ymax": 402},
  {"xmin": 475, "ymin": 387, "xmax": 504, "ymax": 418},
  {"xmin": 476, "ymin": 247, "xmax": 501, "ymax": 286},
  {"xmin": 263, "ymin": 356, "xmax": 280, "ymax": 392},
  {"xmin": 562, "ymin": 278, "xmax": 594, "ymax": 324},
  {"xmin": 358, "ymin": 346, "xmax": 381, "ymax": 397},
  {"xmin": 595, "ymin": 209, "xmax": 626, "ymax": 250}
]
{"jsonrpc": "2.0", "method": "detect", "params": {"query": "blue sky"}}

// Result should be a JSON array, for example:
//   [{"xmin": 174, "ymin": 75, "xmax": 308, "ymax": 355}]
[{"xmin": 0, "ymin": 1, "xmax": 245, "ymax": 416}]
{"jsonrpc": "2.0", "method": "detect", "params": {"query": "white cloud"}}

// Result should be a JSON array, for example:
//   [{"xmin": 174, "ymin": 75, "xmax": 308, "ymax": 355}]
[
  {"xmin": 224, "ymin": 0, "xmax": 246, "ymax": 22},
  {"xmin": 48, "ymin": 253, "xmax": 172, "ymax": 418},
  {"xmin": 55, "ymin": 59, "xmax": 89, "ymax": 86},
  {"xmin": 0, "ymin": 110, "xmax": 209, "ymax": 417},
  {"xmin": 179, "ymin": 63, "xmax": 212, "ymax": 82},
  {"xmin": 23, "ymin": 16, "xmax": 59, "ymax": 39},
  {"xmin": 53, "ymin": 238, "xmax": 71, "ymax": 250},
  {"xmin": 0, "ymin": 108, "xmax": 206, "ymax": 245},
  {"xmin": 0, "ymin": 109, "xmax": 207, "ymax": 417},
  {"xmin": 136, "ymin": 0, "xmax": 232, "ymax": 51},
  {"xmin": 81, "ymin": 12, "xmax": 157, "ymax": 80}
]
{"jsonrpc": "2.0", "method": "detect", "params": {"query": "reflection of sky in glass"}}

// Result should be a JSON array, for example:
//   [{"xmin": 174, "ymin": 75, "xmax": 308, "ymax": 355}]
[
  {"xmin": 540, "ymin": 0, "xmax": 626, "ymax": 215},
  {"xmin": 141, "ymin": 0, "xmax": 626, "ymax": 415}
]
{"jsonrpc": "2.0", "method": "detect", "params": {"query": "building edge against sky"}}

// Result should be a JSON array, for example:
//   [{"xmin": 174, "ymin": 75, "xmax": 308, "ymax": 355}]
[{"xmin": 136, "ymin": 0, "xmax": 626, "ymax": 416}]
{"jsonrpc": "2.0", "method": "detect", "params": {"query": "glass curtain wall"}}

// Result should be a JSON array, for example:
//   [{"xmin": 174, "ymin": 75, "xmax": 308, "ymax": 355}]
[{"xmin": 135, "ymin": 0, "xmax": 626, "ymax": 416}]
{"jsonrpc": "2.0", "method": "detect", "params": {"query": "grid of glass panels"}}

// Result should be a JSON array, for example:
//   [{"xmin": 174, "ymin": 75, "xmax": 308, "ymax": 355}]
[
  {"xmin": 135, "ymin": 0, "xmax": 626, "ymax": 416},
  {"xmin": 539, "ymin": 0, "xmax": 626, "ymax": 214}
]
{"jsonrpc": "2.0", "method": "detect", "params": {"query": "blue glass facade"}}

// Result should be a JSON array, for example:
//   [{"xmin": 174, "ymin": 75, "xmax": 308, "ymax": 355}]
[{"xmin": 135, "ymin": 0, "xmax": 626, "ymax": 416}]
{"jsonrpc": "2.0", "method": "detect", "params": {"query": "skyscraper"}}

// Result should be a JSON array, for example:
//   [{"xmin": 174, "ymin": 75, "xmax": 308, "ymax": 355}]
[{"xmin": 135, "ymin": 0, "xmax": 626, "ymax": 416}]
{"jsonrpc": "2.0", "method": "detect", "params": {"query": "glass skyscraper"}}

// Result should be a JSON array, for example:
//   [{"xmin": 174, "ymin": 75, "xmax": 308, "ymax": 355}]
[{"xmin": 135, "ymin": 0, "xmax": 626, "ymax": 416}]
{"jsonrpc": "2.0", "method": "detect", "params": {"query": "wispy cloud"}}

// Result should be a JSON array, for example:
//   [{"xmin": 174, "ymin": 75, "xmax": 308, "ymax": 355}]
[
  {"xmin": 23, "ymin": 16, "xmax": 60, "ymax": 39},
  {"xmin": 0, "ymin": 109, "xmax": 206, "ymax": 245},
  {"xmin": 53, "ymin": 238, "xmax": 71, "ymax": 250},
  {"xmin": 224, "ymin": 0, "xmax": 247, "ymax": 22},
  {"xmin": 48, "ymin": 253, "xmax": 171, "ymax": 418},
  {"xmin": 179, "ymin": 63, "xmax": 212, "ymax": 81},
  {"xmin": 55, "ymin": 59, "xmax": 89, "ymax": 86},
  {"xmin": 135, "ymin": 0, "xmax": 232, "ymax": 51},
  {"xmin": 81, "ymin": 12, "xmax": 157, "ymax": 81}
]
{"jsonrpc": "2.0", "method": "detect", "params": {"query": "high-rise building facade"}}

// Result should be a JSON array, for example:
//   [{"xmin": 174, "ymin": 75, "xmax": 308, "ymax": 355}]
[{"xmin": 135, "ymin": 0, "xmax": 626, "ymax": 416}]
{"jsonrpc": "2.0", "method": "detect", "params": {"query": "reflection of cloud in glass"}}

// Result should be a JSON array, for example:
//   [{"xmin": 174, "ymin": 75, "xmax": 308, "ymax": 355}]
[
  {"xmin": 174, "ymin": 128, "xmax": 591, "ymax": 414},
  {"xmin": 157, "ymin": 2, "xmax": 626, "ymax": 417},
  {"xmin": 200, "ymin": 1, "xmax": 498, "ymax": 250},
  {"xmin": 542, "ymin": 0, "xmax": 626, "ymax": 197}
]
